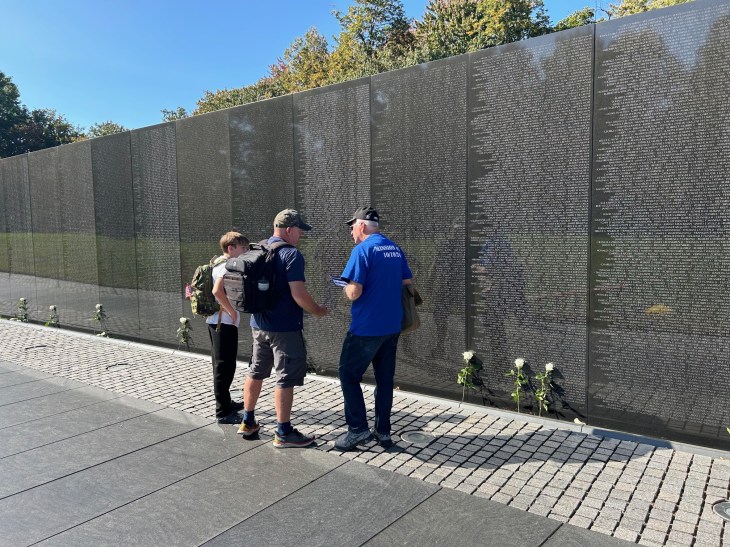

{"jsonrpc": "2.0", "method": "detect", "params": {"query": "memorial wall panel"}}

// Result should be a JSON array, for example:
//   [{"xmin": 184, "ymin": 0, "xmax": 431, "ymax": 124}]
[
  {"xmin": 590, "ymin": 0, "xmax": 730, "ymax": 447},
  {"xmin": 294, "ymin": 78, "xmax": 371, "ymax": 371},
  {"xmin": 176, "ymin": 110, "xmax": 232, "ymax": 350},
  {"xmin": 131, "ymin": 123, "xmax": 183, "ymax": 344},
  {"xmin": 229, "ymin": 96, "xmax": 296, "ymax": 356},
  {"xmin": 1, "ymin": 155, "xmax": 35, "ymax": 317},
  {"xmin": 57, "ymin": 141, "xmax": 99, "ymax": 328},
  {"xmin": 0, "ymin": 161, "xmax": 12, "ymax": 315},
  {"xmin": 92, "ymin": 132, "xmax": 140, "ymax": 339},
  {"xmin": 468, "ymin": 27, "xmax": 593, "ymax": 415},
  {"xmin": 28, "ymin": 148, "xmax": 62, "ymax": 319},
  {"xmin": 372, "ymin": 56, "xmax": 468, "ymax": 397}
]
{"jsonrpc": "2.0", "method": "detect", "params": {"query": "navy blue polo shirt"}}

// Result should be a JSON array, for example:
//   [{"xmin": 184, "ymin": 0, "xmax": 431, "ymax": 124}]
[{"xmin": 250, "ymin": 237, "xmax": 305, "ymax": 332}]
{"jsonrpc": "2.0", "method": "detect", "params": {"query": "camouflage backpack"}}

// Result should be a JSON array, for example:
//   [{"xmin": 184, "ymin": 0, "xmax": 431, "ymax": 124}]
[{"xmin": 189, "ymin": 256, "xmax": 227, "ymax": 317}]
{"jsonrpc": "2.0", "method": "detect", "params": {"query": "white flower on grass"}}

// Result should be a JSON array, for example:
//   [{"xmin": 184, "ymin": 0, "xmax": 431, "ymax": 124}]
[
  {"xmin": 514, "ymin": 358, "xmax": 524, "ymax": 370},
  {"xmin": 463, "ymin": 350, "xmax": 475, "ymax": 361},
  {"xmin": 545, "ymin": 362, "xmax": 554, "ymax": 372}
]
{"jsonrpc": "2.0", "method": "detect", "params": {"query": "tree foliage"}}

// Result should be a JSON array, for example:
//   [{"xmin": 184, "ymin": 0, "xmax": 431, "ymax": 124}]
[
  {"xmin": 328, "ymin": 0, "xmax": 416, "ymax": 83},
  {"xmin": 88, "ymin": 120, "xmax": 128, "ymax": 138},
  {"xmin": 272, "ymin": 28, "xmax": 331, "ymax": 93},
  {"xmin": 0, "ymin": 71, "xmax": 26, "ymax": 157},
  {"xmin": 0, "ymin": 71, "xmax": 83, "ymax": 158},
  {"xmin": 414, "ymin": 0, "xmax": 550, "ymax": 62},
  {"xmin": 609, "ymin": 0, "xmax": 691, "ymax": 17},
  {"xmin": 161, "ymin": 106, "xmax": 189, "ymax": 122},
  {"xmin": 554, "ymin": 7, "xmax": 596, "ymax": 31}
]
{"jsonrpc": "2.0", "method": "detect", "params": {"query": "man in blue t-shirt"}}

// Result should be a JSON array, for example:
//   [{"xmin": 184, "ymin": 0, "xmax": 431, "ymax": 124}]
[
  {"xmin": 238, "ymin": 209, "xmax": 328, "ymax": 448},
  {"xmin": 335, "ymin": 206, "xmax": 413, "ymax": 451}
]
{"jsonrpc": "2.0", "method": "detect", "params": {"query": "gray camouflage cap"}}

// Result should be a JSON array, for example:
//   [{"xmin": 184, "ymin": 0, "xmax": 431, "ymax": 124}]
[{"xmin": 274, "ymin": 209, "xmax": 312, "ymax": 231}]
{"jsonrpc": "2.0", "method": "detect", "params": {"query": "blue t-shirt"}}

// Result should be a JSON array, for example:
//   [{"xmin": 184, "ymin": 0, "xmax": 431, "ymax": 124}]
[
  {"xmin": 341, "ymin": 233, "xmax": 412, "ymax": 336},
  {"xmin": 250, "ymin": 237, "xmax": 306, "ymax": 332}
]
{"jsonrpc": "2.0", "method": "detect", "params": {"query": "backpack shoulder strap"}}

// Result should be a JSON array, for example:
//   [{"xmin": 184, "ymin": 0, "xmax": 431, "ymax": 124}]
[
  {"xmin": 269, "ymin": 241, "xmax": 293, "ymax": 251},
  {"xmin": 211, "ymin": 255, "xmax": 227, "ymax": 267}
]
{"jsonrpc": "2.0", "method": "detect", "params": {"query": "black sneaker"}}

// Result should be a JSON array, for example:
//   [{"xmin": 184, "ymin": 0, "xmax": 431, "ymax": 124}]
[
  {"xmin": 229, "ymin": 401, "xmax": 244, "ymax": 412},
  {"xmin": 216, "ymin": 411, "xmax": 242, "ymax": 424},
  {"xmin": 273, "ymin": 428, "xmax": 315, "ymax": 448}
]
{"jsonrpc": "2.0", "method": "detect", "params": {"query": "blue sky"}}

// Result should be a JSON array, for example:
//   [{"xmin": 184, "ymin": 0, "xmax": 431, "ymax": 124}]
[{"xmin": 0, "ymin": 0, "xmax": 600, "ymax": 132}]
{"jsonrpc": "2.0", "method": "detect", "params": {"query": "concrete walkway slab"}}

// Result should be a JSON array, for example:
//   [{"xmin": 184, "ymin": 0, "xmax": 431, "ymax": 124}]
[{"xmin": 39, "ymin": 444, "xmax": 345, "ymax": 547}]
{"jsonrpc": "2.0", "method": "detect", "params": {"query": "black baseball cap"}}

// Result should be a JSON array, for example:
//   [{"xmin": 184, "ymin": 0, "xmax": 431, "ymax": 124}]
[{"xmin": 346, "ymin": 206, "xmax": 380, "ymax": 226}]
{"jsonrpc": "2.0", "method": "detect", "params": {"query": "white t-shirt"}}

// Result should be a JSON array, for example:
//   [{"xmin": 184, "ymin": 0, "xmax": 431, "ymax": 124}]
[{"xmin": 205, "ymin": 261, "xmax": 240, "ymax": 328}]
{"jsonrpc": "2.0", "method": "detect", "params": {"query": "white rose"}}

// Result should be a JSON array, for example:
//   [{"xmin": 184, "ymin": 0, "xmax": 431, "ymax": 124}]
[
  {"xmin": 463, "ymin": 350, "xmax": 475, "ymax": 361},
  {"xmin": 19, "ymin": 298, "xmax": 26, "ymax": 303},
  {"xmin": 514, "ymin": 358, "xmax": 524, "ymax": 369},
  {"xmin": 96, "ymin": 304, "xmax": 102, "ymax": 310},
  {"xmin": 49, "ymin": 305, "xmax": 56, "ymax": 311},
  {"xmin": 545, "ymin": 362, "xmax": 554, "ymax": 372},
  {"xmin": 180, "ymin": 317, "xmax": 189, "ymax": 325}
]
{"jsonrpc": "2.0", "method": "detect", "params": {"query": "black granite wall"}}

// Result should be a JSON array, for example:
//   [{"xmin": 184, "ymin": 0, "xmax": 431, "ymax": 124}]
[{"xmin": 0, "ymin": 0, "xmax": 727, "ymax": 449}]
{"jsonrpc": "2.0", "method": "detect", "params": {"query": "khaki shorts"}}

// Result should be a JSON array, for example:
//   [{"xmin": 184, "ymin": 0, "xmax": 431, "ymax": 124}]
[{"xmin": 249, "ymin": 328, "xmax": 307, "ymax": 388}]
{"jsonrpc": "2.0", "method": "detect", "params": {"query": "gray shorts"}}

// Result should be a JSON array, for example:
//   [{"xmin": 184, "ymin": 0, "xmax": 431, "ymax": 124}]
[{"xmin": 249, "ymin": 328, "xmax": 307, "ymax": 388}]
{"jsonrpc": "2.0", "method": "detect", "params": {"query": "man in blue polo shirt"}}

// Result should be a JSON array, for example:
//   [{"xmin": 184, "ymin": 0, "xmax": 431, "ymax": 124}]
[{"xmin": 335, "ymin": 206, "xmax": 413, "ymax": 451}]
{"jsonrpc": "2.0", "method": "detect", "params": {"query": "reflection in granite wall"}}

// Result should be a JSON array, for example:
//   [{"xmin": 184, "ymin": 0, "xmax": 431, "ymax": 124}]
[
  {"xmin": 92, "ymin": 132, "xmax": 140, "ymax": 339},
  {"xmin": 590, "ymin": 0, "xmax": 730, "ymax": 447},
  {"xmin": 294, "ymin": 79, "xmax": 372, "ymax": 372},
  {"xmin": 176, "ymin": 110, "xmax": 233, "ymax": 353},
  {"xmin": 28, "ymin": 147, "xmax": 62, "ymax": 319},
  {"xmin": 57, "ymin": 141, "xmax": 99, "ymax": 328},
  {"xmin": 1, "ymin": 155, "xmax": 35, "ymax": 317},
  {"xmin": 131, "ymin": 123, "xmax": 183, "ymax": 343},
  {"xmin": 229, "ymin": 96, "xmax": 297, "ymax": 355},
  {"xmin": 229, "ymin": 96, "xmax": 296, "ymax": 242},
  {"xmin": 468, "ymin": 27, "xmax": 593, "ymax": 415},
  {"xmin": 372, "ymin": 56, "xmax": 468, "ymax": 397},
  {"xmin": 0, "ymin": 0, "xmax": 727, "ymax": 449}
]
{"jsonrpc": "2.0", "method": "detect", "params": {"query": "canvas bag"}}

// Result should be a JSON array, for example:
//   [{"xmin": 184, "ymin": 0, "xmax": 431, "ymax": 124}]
[{"xmin": 401, "ymin": 285, "xmax": 422, "ymax": 334}]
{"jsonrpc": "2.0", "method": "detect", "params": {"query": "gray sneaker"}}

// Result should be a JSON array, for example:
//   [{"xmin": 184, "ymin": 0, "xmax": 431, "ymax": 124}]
[
  {"xmin": 273, "ymin": 428, "xmax": 315, "ymax": 448},
  {"xmin": 334, "ymin": 429, "xmax": 373, "ymax": 451},
  {"xmin": 371, "ymin": 428, "xmax": 394, "ymax": 449}
]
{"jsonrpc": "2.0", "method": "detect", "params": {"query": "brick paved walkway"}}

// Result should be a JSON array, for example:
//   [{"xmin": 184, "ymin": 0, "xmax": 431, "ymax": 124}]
[{"xmin": 1, "ymin": 321, "xmax": 728, "ymax": 546}]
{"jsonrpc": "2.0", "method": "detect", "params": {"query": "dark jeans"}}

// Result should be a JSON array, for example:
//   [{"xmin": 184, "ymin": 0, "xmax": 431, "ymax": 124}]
[
  {"xmin": 338, "ymin": 331, "xmax": 400, "ymax": 435},
  {"xmin": 208, "ymin": 323, "xmax": 238, "ymax": 417}
]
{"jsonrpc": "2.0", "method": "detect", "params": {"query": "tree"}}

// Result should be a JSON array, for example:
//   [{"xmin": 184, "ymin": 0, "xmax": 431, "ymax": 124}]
[
  {"xmin": 87, "ymin": 120, "xmax": 128, "ymax": 138},
  {"xmin": 609, "ymin": 0, "xmax": 691, "ymax": 17},
  {"xmin": 413, "ymin": 0, "xmax": 551, "ymax": 63},
  {"xmin": 270, "ymin": 28, "xmax": 331, "ymax": 94},
  {"xmin": 472, "ymin": 0, "xmax": 550, "ymax": 48},
  {"xmin": 0, "ymin": 71, "xmax": 27, "ymax": 158},
  {"xmin": 161, "ymin": 106, "xmax": 189, "ymax": 122},
  {"xmin": 414, "ymin": 0, "xmax": 482, "ymax": 61},
  {"xmin": 16, "ymin": 109, "xmax": 84, "ymax": 152},
  {"xmin": 333, "ymin": 0, "xmax": 413, "ymax": 57},
  {"xmin": 553, "ymin": 7, "xmax": 595, "ymax": 31},
  {"xmin": 193, "ymin": 76, "xmax": 286, "ymax": 115},
  {"xmin": 328, "ymin": 0, "xmax": 416, "ymax": 83}
]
